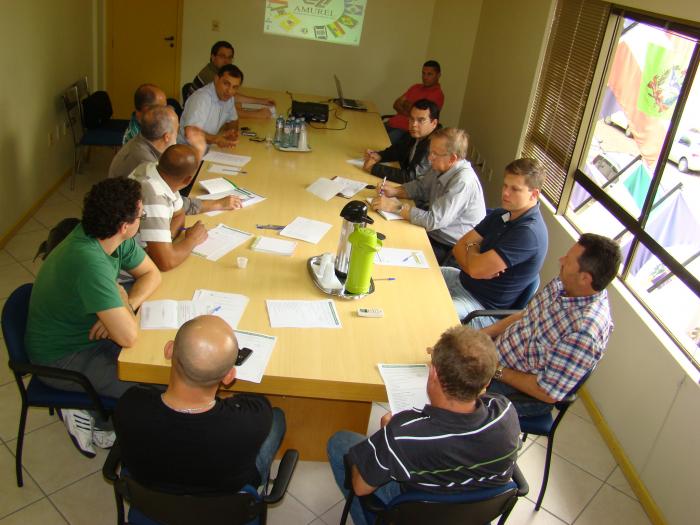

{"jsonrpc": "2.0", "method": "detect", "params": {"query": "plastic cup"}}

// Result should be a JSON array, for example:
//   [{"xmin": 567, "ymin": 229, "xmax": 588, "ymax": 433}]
[{"xmin": 237, "ymin": 256, "xmax": 248, "ymax": 269}]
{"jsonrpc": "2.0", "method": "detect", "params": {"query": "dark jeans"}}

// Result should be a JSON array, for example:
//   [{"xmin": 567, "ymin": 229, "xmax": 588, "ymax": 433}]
[
  {"xmin": 488, "ymin": 380, "xmax": 554, "ymax": 417},
  {"xmin": 384, "ymin": 123, "xmax": 408, "ymax": 145},
  {"xmin": 256, "ymin": 407, "xmax": 286, "ymax": 487}
]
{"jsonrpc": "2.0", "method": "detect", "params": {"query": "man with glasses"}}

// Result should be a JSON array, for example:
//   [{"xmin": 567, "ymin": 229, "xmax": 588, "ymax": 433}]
[
  {"xmin": 363, "ymin": 99, "xmax": 440, "ymax": 185},
  {"xmin": 25, "ymin": 178, "xmax": 161, "ymax": 458},
  {"xmin": 370, "ymin": 127, "xmax": 485, "ymax": 264}
]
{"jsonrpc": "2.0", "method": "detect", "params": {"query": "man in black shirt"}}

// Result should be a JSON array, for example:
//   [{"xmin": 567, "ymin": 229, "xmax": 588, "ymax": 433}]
[{"xmin": 114, "ymin": 315, "xmax": 285, "ymax": 494}]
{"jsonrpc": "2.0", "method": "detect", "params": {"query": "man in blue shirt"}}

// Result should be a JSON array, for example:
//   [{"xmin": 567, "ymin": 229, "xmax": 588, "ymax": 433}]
[{"xmin": 441, "ymin": 158, "xmax": 548, "ymax": 327}]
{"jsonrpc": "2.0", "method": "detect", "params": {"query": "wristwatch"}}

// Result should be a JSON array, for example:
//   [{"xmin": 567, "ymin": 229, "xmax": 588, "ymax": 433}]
[{"xmin": 494, "ymin": 366, "xmax": 504, "ymax": 380}]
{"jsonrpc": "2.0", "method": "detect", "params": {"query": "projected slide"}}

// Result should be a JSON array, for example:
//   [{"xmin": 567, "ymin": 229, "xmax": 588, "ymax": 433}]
[{"xmin": 264, "ymin": 0, "xmax": 367, "ymax": 46}]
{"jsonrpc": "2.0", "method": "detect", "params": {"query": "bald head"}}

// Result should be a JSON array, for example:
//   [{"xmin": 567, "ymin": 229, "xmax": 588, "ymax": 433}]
[
  {"xmin": 157, "ymin": 144, "xmax": 198, "ymax": 182},
  {"xmin": 172, "ymin": 315, "xmax": 239, "ymax": 388},
  {"xmin": 134, "ymin": 83, "xmax": 166, "ymax": 112}
]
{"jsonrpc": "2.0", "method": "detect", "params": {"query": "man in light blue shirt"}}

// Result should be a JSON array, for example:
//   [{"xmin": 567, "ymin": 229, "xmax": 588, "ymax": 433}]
[{"xmin": 177, "ymin": 64, "xmax": 242, "ymax": 157}]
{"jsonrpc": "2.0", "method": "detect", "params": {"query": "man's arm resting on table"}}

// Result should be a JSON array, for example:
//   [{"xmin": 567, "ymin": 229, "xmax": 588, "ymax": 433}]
[
  {"xmin": 481, "ymin": 310, "xmax": 525, "ymax": 339},
  {"xmin": 184, "ymin": 125, "xmax": 237, "ymax": 148},
  {"xmin": 452, "ymin": 230, "xmax": 507, "ymax": 279},
  {"xmin": 96, "ymin": 306, "xmax": 138, "ymax": 348},
  {"xmin": 499, "ymin": 367, "xmax": 557, "ymax": 404},
  {"xmin": 125, "ymin": 255, "xmax": 161, "ymax": 310},
  {"xmin": 146, "ymin": 239, "xmax": 198, "ymax": 272}
]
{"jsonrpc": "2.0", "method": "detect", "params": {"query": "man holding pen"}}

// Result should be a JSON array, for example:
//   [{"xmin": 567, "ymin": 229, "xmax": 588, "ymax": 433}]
[
  {"xmin": 370, "ymin": 128, "xmax": 486, "ymax": 264},
  {"xmin": 129, "ymin": 144, "xmax": 242, "ymax": 271}
]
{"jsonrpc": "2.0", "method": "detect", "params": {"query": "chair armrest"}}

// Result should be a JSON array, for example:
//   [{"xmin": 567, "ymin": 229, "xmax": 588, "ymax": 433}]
[
  {"xmin": 102, "ymin": 441, "xmax": 122, "ymax": 482},
  {"xmin": 462, "ymin": 309, "xmax": 521, "ymax": 325},
  {"xmin": 511, "ymin": 463, "xmax": 529, "ymax": 497},
  {"xmin": 264, "ymin": 449, "xmax": 299, "ymax": 504},
  {"xmin": 380, "ymin": 114, "xmax": 394, "ymax": 121},
  {"xmin": 11, "ymin": 361, "xmax": 112, "ymax": 419}
]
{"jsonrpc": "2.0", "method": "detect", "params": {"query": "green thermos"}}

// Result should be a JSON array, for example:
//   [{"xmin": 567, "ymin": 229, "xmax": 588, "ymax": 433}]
[{"xmin": 345, "ymin": 227, "xmax": 383, "ymax": 295}]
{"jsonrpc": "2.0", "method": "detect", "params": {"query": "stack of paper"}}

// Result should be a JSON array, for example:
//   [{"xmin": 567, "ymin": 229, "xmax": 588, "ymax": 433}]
[
  {"xmin": 192, "ymin": 224, "xmax": 252, "ymax": 261},
  {"xmin": 200, "ymin": 177, "xmax": 237, "ymax": 194},
  {"xmin": 250, "ymin": 236, "xmax": 297, "ymax": 256},
  {"xmin": 333, "ymin": 176, "xmax": 368, "ymax": 198},
  {"xmin": 279, "ymin": 217, "xmax": 332, "ymax": 244},
  {"xmin": 198, "ymin": 180, "xmax": 266, "ymax": 216},
  {"xmin": 306, "ymin": 178, "xmax": 347, "ymax": 201},
  {"xmin": 365, "ymin": 198, "xmax": 402, "ymax": 221},
  {"xmin": 233, "ymin": 329, "xmax": 277, "ymax": 383},
  {"xmin": 140, "ymin": 290, "xmax": 249, "ymax": 331},
  {"xmin": 378, "ymin": 363, "xmax": 430, "ymax": 414},
  {"xmin": 208, "ymin": 164, "xmax": 246, "ymax": 176},
  {"xmin": 241, "ymin": 102, "xmax": 277, "ymax": 118},
  {"xmin": 203, "ymin": 151, "xmax": 252, "ymax": 167},
  {"xmin": 374, "ymin": 248, "xmax": 429, "ymax": 268},
  {"xmin": 266, "ymin": 299, "xmax": 342, "ymax": 328},
  {"xmin": 192, "ymin": 289, "xmax": 249, "ymax": 328}
]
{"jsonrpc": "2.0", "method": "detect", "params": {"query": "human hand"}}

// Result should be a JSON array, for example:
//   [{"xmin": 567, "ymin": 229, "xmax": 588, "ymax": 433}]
[
  {"xmin": 185, "ymin": 221, "xmax": 208, "ymax": 244},
  {"xmin": 362, "ymin": 156, "xmax": 378, "ymax": 173},
  {"xmin": 215, "ymin": 135, "xmax": 238, "ymax": 148},
  {"xmin": 89, "ymin": 319, "xmax": 111, "ymax": 341},
  {"xmin": 371, "ymin": 195, "xmax": 400, "ymax": 213},
  {"xmin": 379, "ymin": 184, "xmax": 399, "ymax": 198},
  {"xmin": 380, "ymin": 412, "xmax": 393, "ymax": 428},
  {"xmin": 216, "ymin": 195, "xmax": 243, "ymax": 210}
]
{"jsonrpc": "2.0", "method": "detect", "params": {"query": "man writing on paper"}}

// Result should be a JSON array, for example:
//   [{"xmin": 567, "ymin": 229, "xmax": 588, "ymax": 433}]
[
  {"xmin": 327, "ymin": 326, "xmax": 521, "ymax": 525},
  {"xmin": 114, "ymin": 315, "xmax": 286, "ymax": 497},
  {"xmin": 385, "ymin": 60, "xmax": 445, "ymax": 144},
  {"xmin": 370, "ymin": 128, "xmax": 485, "ymax": 264},
  {"xmin": 441, "ymin": 158, "xmax": 548, "ymax": 327},
  {"xmin": 108, "ymin": 105, "xmax": 178, "ymax": 179},
  {"xmin": 25, "ymin": 178, "xmax": 161, "ymax": 457},
  {"xmin": 363, "ymin": 99, "xmax": 440, "ymax": 185},
  {"xmin": 122, "ymin": 84, "xmax": 168, "ymax": 145},
  {"xmin": 130, "ymin": 144, "xmax": 243, "ymax": 271},
  {"xmin": 483, "ymin": 234, "xmax": 621, "ymax": 416},
  {"xmin": 190, "ymin": 40, "xmax": 274, "ymax": 118}
]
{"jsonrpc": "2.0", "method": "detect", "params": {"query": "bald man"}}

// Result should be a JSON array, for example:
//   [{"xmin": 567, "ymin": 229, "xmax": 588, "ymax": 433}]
[
  {"xmin": 114, "ymin": 316, "xmax": 286, "ymax": 493},
  {"xmin": 123, "ymin": 84, "xmax": 167, "ymax": 145},
  {"xmin": 129, "ymin": 144, "xmax": 243, "ymax": 271}
]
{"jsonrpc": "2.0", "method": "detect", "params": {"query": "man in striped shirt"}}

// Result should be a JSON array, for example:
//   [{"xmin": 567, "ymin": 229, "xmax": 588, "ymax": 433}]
[
  {"xmin": 327, "ymin": 326, "xmax": 521, "ymax": 525},
  {"xmin": 484, "ymin": 234, "xmax": 622, "ymax": 416}
]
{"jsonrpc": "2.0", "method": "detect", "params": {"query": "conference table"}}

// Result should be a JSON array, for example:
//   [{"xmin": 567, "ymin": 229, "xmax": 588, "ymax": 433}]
[{"xmin": 118, "ymin": 88, "xmax": 460, "ymax": 459}]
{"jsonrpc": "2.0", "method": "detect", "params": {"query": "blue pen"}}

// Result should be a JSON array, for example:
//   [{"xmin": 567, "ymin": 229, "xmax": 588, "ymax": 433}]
[
  {"xmin": 374, "ymin": 278, "xmax": 396, "ymax": 281},
  {"xmin": 209, "ymin": 306, "xmax": 222, "ymax": 314}
]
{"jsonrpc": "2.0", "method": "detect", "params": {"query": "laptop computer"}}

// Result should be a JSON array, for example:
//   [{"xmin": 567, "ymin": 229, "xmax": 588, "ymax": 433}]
[{"xmin": 334, "ymin": 75, "xmax": 367, "ymax": 111}]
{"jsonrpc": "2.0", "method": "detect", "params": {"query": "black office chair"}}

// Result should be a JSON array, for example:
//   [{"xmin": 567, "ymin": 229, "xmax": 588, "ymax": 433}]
[
  {"xmin": 166, "ymin": 97, "xmax": 183, "ymax": 118},
  {"xmin": 462, "ymin": 275, "xmax": 540, "ymax": 325},
  {"xmin": 341, "ymin": 456, "xmax": 528, "ymax": 525},
  {"xmin": 103, "ymin": 442, "xmax": 299, "ymax": 525},
  {"xmin": 518, "ymin": 369, "xmax": 595, "ymax": 510},
  {"xmin": 181, "ymin": 83, "xmax": 196, "ymax": 104},
  {"xmin": 1, "ymin": 283, "xmax": 117, "ymax": 486}
]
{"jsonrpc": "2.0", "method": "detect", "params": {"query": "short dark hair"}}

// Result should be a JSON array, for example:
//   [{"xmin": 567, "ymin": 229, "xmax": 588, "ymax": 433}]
[
  {"xmin": 431, "ymin": 326, "xmax": 498, "ymax": 401},
  {"xmin": 423, "ymin": 60, "xmax": 441, "ymax": 73},
  {"xmin": 577, "ymin": 234, "xmax": 622, "ymax": 291},
  {"xmin": 210, "ymin": 40, "xmax": 234, "ymax": 57},
  {"xmin": 412, "ymin": 98, "xmax": 440, "ymax": 121},
  {"xmin": 82, "ymin": 178, "xmax": 141, "ymax": 239},
  {"xmin": 217, "ymin": 64, "xmax": 244, "ymax": 84},
  {"xmin": 140, "ymin": 106, "xmax": 176, "ymax": 141},
  {"xmin": 504, "ymin": 158, "xmax": 546, "ymax": 190},
  {"xmin": 133, "ymin": 84, "xmax": 162, "ymax": 112}
]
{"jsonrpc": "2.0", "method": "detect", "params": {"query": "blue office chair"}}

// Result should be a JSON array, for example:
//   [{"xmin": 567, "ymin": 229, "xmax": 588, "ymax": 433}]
[
  {"xmin": 518, "ymin": 368, "xmax": 595, "ymax": 510},
  {"xmin": 1, "ymin": 283, "xmax": 117, "ymax": 486},
  {"xmin": 462, "ymin": 275, "xmax": 540, "ymax": 325},
  {"xmin": 103, "ymin": 442, "xmax": 299, "ymax": 525},
  {"xmin": 341, "ymin": 457, "xmax": 528, "ymax": 525}
]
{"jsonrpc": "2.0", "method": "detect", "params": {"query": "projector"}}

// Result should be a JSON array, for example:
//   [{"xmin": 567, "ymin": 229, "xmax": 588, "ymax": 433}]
[{"xmin": 291, "ymin": 100, "xmax": 329, "ymax": 123}]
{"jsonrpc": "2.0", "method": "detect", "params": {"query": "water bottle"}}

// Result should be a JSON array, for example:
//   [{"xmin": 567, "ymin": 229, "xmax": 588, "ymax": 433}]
[
  {"xmin": 298, "ymin": 118, "xmax": 308, "ymax": 150},
  {"xmin": 345, "ymin": 227, "xmax": 383, "ymax": 295},
  {"xmin": 292, "ymin": 118, "xmax": 302, "ymax": 148},
  {"xmin": 273, "ymin": 117, "xmax": 284, "ymax": 145},
  {"xmin": 282, "ymin": 119, "xmax": 293, "ymax": 148}
]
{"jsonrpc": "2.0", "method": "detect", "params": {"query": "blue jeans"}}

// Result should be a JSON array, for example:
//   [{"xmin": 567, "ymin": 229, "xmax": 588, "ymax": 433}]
[
  {"xmin": 440, "ymin": 267, "xmax": 496, "ymax": 329},
  {"xmin": 327, "ymin": 431, "xmax": 402, "ymax": 525},
  {"xmin": 256, "ymin": 407, "xmax": 286, "ymax": 487},
  {"xmin": 488, "ymin": 380, "xmax": 553, "ymax": 417},
  {"xmin": 384, "ymin": 124, "xmax": 408, "ymax": 145}
]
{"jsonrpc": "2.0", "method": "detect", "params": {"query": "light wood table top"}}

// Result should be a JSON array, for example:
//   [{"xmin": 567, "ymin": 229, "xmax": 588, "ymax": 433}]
[{"xmin": 118, "ymin": 88, "xmax": 459, "ymax": 402}]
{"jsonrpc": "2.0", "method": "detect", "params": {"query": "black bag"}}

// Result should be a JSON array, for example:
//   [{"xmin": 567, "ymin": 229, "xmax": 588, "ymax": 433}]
[{"xmin": 82, "ymin": 91, "xmax": 114, "ymax": 129}]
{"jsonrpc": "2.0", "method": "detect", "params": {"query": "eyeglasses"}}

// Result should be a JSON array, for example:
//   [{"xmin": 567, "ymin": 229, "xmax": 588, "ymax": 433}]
[
  {"xmin": 408, "ymin": 117, "xmax": 431, "ymax": 124},
  {"xmin": 137, "ymin": 210, "xmax": 147, "ymax": 221}
]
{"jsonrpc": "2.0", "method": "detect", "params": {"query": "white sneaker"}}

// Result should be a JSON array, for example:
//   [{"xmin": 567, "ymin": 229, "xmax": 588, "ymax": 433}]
[
  {"xmin": 92, "ymin": 428, "xmax": 116, "ymax": 449},
  {"xmin": 62, "ymin": 409, "xmax": 96, "ymax": 458}
]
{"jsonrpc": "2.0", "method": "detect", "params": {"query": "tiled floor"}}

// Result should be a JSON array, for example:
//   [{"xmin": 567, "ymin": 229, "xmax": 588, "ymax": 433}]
[{"xmin": 0, "ymin": 150, "xmax": 653, "ymax": 524}]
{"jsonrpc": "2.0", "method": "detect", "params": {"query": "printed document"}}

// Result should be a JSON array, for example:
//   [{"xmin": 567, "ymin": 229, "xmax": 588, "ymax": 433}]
[
  {"xmin": 266, "ymin": 299, "xmax": 342, "ymax": 328},
  {"xmin": 191, "ymin": 289, "xmax": 249, "ymax": 329},
  {"xmin": 199, "ymin": 186, "xmax": 266, "ymax": 216},
  {"xmin": 233, "ymin": 329, "xmax": 277, "ymax": 383},
  {"xmin": 306, "ymin": 177, "xmax": 347, "ymax": 201},
  {"xmin": 365, "ymin": 198, "xmax": 402, "ymax": 221},
  {"xmin": 192, "ymin": 224, "xmax": 252, "ymax": 261},
  {"xmin": 378, "ymin": 363, "xmax": 430, "ymax": 414},
  {"xmin": 208, "ymin": 164, "xmax": 246, "ymax": 176},
  {"xmin": 374, "ymin": 248, "xmax": 429, "ymax": 269},
  {"xmin": 203, "ymin": 150, "xmax": 252, "ymax": 166},
  {"xmin": 332, "ymin": 176, "xmax": 368, "ymax": 198},
  {"xmin": 279, "ymin": 217, "xmax": 332, "ymax": 244},
  {"xmin": 140, "ymin": 300, "xmax": 206, "ymax": 330},
  {"xmin": 250, "ymin": 236, "xmax": 297, "ymax": 256}
]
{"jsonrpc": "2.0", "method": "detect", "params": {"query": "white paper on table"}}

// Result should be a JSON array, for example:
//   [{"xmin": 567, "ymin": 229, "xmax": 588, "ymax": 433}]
[
  {"xmin": 192, "ymin": 224, "xmax": 252, "ymax": 261},
  {"xmin": 279, "ymin": 217, "xmax": 332, "ymax": 244},
  {"xmin": 378, "ymin": 364, "xmax": 430, "ymax": 414},
  {"xmin": 200, "ymin": 177, "xmax": 236, "ymax": 194},
  {"xmin": 365, "ymin": 198, "xmax": 402, "ymax": 221},
  {"xmin": 199, "ymin": 188, "xmax": 266, "ymax": 216},
  {"xmin": 250, "ymin": 236, "xmax": 297, "ymax": 256},
  {"xmin": 266, "ymin": 299, "xmax": 342, "ymax": 328},
  {"xmin": 374, "ymin": 248, "xmax": 429, "ymax": 269},
  {"xmin": 241, "ymin": 103, "xmax": 277, "ymax": 117},
  {"xmin": 208, "ymin": 164, "xmax": 246, "ymax": 176},
  {"xmin": 347, "ymin": 158, "xmax": 364, "ymax": 168},
  {"xmin": 191, "ymin": 289, "xmax": 249, "ymax": 329},
  {"xmin": 203, "ymin": 151, "xmax": 252, "ymax": 167},
  {"xmin": 333, "ymin": 176, "xmax": 368, "ymax": 198},
  {"xmin": 233, "ymin": 329, "xmax": 277, "ymax": 383},
  {"xmin": 140, "ymin": 300, "xmax": 206, "ymax": 330},
  {"xmin": 306, "ymin": 178, "xmax": 347, "ymax": 201}
]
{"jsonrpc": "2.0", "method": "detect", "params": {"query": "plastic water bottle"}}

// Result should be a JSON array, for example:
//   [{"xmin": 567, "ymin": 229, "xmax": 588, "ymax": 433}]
[
  {"xmin": 282, "ymin": 119, "xmax": 293, "ymax": 148},
  {"xmin": 292, "ymin": 118, "xmax": 302, "ymax": 148},
  {"xmin": 273, "ymin": 117, "xmax": 284, "ymax": 145},
  {"xmin": 298, "ymin": 118, "xmax": 308, "ymax": 151}
]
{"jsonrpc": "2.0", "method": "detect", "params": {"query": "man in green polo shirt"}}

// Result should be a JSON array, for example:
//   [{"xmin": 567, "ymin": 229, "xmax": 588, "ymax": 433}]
[{"xmin": 25, "ymin": 177, "xmax": 161, "ymax": 458}]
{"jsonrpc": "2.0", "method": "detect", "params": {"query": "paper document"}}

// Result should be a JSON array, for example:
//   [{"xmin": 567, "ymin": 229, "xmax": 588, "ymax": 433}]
[
  {"xmin": 332, "ymin": 176, "xmax": 368, "ymax": 198},
  {"xmin": 378, "ymin": 364, "xmax": 430, "ymax": 414},
  {"xmin": 306, "ymin": 178, "xmax": 348, "ymax": 201},
  {"xmin": 192, "ymin": 224, "xmax": 252, "ymax": 261},
  {"xmin": 374, "ymin": 248, "xmax": 429, "ymax": 269},
  {"xmin": 347, "ymin": 158, "xmax": 364, "ymax": 168},
  {"xmin": 191, "ymin": 289, "xmax": 249, "ymax": 329},
  {"xmin": 203, "ymin": 151, "xmax": 252, "ymax": 166},
  {"xmin": 365, "ymin": 198, "xmax": 402, "ymax": 221},
  {"xmin": 250, "ymin": 236, "xmax": 297, "ymax": 256},
  {"xmin": 233, "ymin": 329, "xmax": 277, "ymax": 383},
  {"xmin": 199, "ymin": 186, "xmax": 266, "ymax": 216},
  {"xmin": 200, "ymin": 177, "xmax": 237, "ymax": 194},
  {"xmin": 208, "ymin": 164, "xmax": 246, "ymax": 176},
  {"xmin": 140, "ymin": 300, "xmax": 206, "ymax": 330},
  {"xmin": 279, "ymin": 217, "xmax": 332, "ymax": 244},
  {"xmin": 266, "ymin": 299, "xmax": 342, "ymax": 328},
  {"xmin": 241, "ymin": 103, "xmax": 277, "ymax": 117}
]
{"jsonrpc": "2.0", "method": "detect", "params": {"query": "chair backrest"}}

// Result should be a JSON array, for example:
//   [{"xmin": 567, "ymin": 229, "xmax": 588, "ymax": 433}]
[
  {"xmin": 33, "ymin": 218, "xmax": 80, "ymax": 261},
  {"xmin": 82, "ymin": 91, "xmax": 114, "ymax": 129},
  {"xmin": 511, "ymin": 274, "xmax": 540, "ymax": 310},
  {"xmin": 1, "ymin": 284, "xmax": 34, "ymax": 367},
  {"xmin": 182, "ymin": 83, "xmax": 195, "ymax": 104},
  {"xmin": 118, "ymin": 474, "xmax": 264, "ymax": 525},
  {"xmin": 63, "ymin": 85, "xmax": 85, "ymax": 146}
]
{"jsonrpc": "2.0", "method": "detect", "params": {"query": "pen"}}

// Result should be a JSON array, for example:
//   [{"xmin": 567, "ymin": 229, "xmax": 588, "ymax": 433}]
[
  {"xmin": 224, "ymin": 178, "xmax": 254, "ymax": 197},
  {"xmin": 179, "ymin": 227, "xmax": 187, "ymax": 232},
  {"xmin": 209, "ymin": 306, "xmax": 222, "ymax": 314},
  {"xmin": 374, "ymin": 278, "xmax": 396, "ymax": 281},
  {"xmin": 220, "ymin": 166, "xmax": 247, "ymax": 174},
  {"xmin": 379, "ymin": 176, "xmax": 387, "ymax": 196},
  {"xmin": 256, "ymin": 224, "xmax": 285, "ymax": 230},
  {"xmin": 402, "ymin": 252, "xmax": 418, "ymax": 262}
]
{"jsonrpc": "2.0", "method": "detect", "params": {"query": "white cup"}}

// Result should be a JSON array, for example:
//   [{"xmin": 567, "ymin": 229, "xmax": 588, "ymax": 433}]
[{"xmin": 237, "ymin": 256, "xmax": 248, "ymax": 269}]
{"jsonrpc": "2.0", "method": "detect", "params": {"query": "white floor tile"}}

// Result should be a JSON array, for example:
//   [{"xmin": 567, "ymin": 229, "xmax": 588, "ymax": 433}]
[
  {"xmin": 319, "ymin": 498, "xmax": 354, "ymax": 525},
  {"xmin": 0, "ymin": 498, "xmax": 68, "ymax": 525},
  {"xmin": 3, "ymin": 231, "xmax": 50, "ymax": 264},
  {"xmin": 0, "ymin": 250, "xmax": 18, "ymax": 268},
  {"xmin": 14, "ymin": 218, "xmax": 48, "ymax": 238},
  {"xmin": 32, "ymin": 201, "xmax": 82, "ymax": 232},
  {"xmin": 568, "ymin": 398, "xmax": 593, "ymax": 423},
  {"xmin": 50, "ymin": 471, "xmax": 117, "ymax": 525},
  {"xmin": 267, "ymin": 492, "xmax": 317, "ymax": 525},
  {"xmin": 0, "ymin": 263, "xmax": 34, "ymax": 300},
  {"xmin": 606, "ymin": 466, "xmax": 638, "ymax": 501},
  {"xmin": 0, "ymin": 445, "xmax": 45, "ymax": 519},
  {"xmin": 517, "ymin": 442, "xmax": 602, "ymax": 523},
  {"xmin": 287, "ymin": 460, "xmax": 345, "ymax": 516},
  {"xmin": 0, "ymin": 383, "xmax": 57, "ymax": 442},
  {"xmin": 574, "ymin": 484, "xmax": 651, "ymax": 524},
  {"xmin": 507, "ymin": 497, "xmax": 567, "ymax": 524}
]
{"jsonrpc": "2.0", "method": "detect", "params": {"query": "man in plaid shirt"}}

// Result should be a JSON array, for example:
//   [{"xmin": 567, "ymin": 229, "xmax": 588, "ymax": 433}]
[{"xmin": 483, "ymin": 234, "xmax": 621, "ymax": 416}]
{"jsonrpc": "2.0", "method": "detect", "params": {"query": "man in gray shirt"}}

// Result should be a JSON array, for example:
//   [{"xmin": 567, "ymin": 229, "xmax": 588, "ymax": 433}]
[
  {"xmin": 108, "ymin": 106, "xmax": 178, "ymax": 179},
  {"xmin": 370, "ymin": 128, "xmax": 486, "ymax": 264}
]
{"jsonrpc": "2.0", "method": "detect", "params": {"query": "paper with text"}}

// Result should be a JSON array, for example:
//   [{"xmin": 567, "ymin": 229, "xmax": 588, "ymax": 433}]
[
  {"xmin": 191, "ymin": 290, "xmax": 249, "ymax": 329},
  {"xmin": 233, "ymin": 329, "xmax": 277, "ymax": 383},
  {"xmin": 333, "ymin": 176, "xmax": 368, "ymax": 198},
  {"xmin": 203, "ymin": 151, "xmax": 252, "ymax": 166},
  {"xmin": 266, "ymin": 299, "xmax": 342, "ymax": 328},
  {"xmin": 208, "ymin": 164, "xmax": 246, "ymax": 176},
  {"xmin": 250, "ymin": 236, "xmax": 297, "ymax": 256},
  {"xmin": 306, "ymin": 177, "xmax": 347, "ymax": 201},
  {"xmin": 192, "ymin": 224, "xmax": 252, "ymax": 261},
  {"xmin": 378, "ymin": 363, "xmax": 430, "ymax": 414},
  {"xmin": 374, "ymin": 248, "xmax": 429, "ymax": 269},
  {"xmin": 279, "ymin": 217, "xmax": 332, "ymax": 244},
  {"xmin": 140, "ymin": 300, "xmax": 206, "ymax": 330}
]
